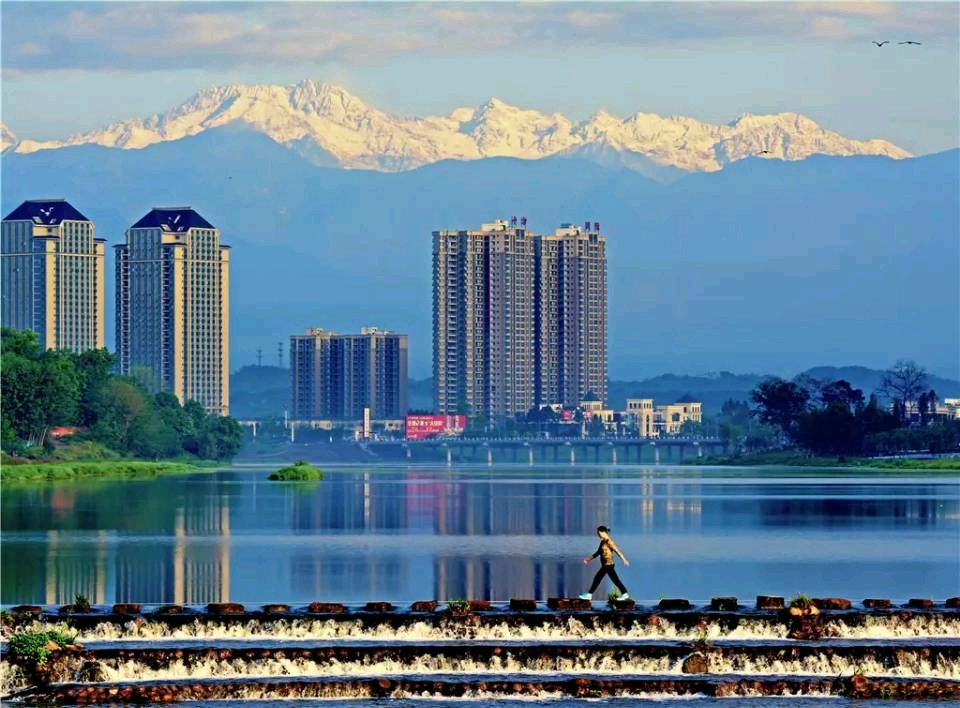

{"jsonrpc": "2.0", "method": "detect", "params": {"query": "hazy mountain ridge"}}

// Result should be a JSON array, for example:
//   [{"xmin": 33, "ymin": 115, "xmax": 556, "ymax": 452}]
[
  {"xmin": 5, "ymin": 80, "xmax": 910, "ymax": 176},
  {"xmin": 2, "ymin": 130, "xmax": 956, "ymax": 378}
]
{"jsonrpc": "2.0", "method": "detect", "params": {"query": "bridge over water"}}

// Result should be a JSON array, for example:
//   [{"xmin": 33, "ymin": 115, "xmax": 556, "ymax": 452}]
[{"xmin": 365, "ymin": 437, "xmax": 728, "ymax": 465}]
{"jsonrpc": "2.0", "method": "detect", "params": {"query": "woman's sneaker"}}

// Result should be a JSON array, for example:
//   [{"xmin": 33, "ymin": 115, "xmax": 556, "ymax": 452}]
[{"xmin": 578, "ymin": 593, "xmax": 592, "ymax": 600}]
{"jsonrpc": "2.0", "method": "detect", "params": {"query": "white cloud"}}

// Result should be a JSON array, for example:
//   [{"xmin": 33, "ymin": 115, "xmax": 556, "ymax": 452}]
[{"xmin": 2, "ymin": 2, "xmax": 956, "ymax": 74}]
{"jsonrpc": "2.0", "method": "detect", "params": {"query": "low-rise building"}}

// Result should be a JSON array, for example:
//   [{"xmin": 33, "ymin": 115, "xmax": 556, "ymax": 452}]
[
  {"xmin": 944, "ymin": 399, "xmax": 960, "ymax": 419},
  {"xmin": 626, "ymin": 399, "xmax": 703, "ymax": 437}
]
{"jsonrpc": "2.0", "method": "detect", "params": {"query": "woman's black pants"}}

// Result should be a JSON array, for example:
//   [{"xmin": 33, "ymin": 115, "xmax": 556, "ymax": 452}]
[{"xmin": 589, "ymin": 564, "xmax": 628, "ymax": 594}]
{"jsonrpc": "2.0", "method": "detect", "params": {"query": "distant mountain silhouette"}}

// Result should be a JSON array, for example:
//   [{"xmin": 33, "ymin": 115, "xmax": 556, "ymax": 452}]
[{"xmin": 2, "ymin": 128, "xmax": 957, "ymax": 379}]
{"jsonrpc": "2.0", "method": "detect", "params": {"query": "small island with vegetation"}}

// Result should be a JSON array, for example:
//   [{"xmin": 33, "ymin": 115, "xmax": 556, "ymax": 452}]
[{"xmin": 269, "ymin": 460, "xmax": 324, "ymax": 481}]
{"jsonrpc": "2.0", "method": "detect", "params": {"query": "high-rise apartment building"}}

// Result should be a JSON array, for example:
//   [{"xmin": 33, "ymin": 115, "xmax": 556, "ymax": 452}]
[
  {"xmin": 536, "ymin": 222, "xmax": 607, "ymax": 407},
  {"xmin": 433, "ymin": 218, "xmax": 607, "ymax": 422},
  {"xmin": 115, "ymin": 207, "xmax": 230, "ymax": 416},
  {"xmin": 290, "ymin": 327, "xmax": 408, "ymax": 421},
  {"xmin": 1, "ymin": 199, "xmax": 105, "ymax": 352},
  {"xmin": 433, "ymin": 220, "xmax": 535, "ymax": 421}
]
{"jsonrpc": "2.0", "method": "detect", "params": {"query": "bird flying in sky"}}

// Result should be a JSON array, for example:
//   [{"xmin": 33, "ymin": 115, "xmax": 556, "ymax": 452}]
[
  {"xmin": 899, "ymin": 41, "xmax": 922, "ymax": 45},
  {"xmin": 872, "ymin": 41, "xmax": 889, "ymax": 47}
]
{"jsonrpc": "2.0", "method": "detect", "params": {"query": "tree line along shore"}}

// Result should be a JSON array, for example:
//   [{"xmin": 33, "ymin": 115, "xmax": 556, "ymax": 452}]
[{"xmin": 1, "ymin": 328, "xmax": 242, "ymax": 481}]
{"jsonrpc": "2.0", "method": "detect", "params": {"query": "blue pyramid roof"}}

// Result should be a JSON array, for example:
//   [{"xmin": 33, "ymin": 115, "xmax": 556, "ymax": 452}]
[
  {"xmin": 130, "ymin": 207, "xmax": 215, "ymax": 233},
  {"xmin": 3, "ymin": 199, "xmax": 90, "ymax": 225}
]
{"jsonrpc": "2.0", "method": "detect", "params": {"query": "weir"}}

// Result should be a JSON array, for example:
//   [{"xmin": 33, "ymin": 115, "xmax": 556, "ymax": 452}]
[{"xmin": 3, "ymin": 600, "xmax": 959, "ymax": 703}]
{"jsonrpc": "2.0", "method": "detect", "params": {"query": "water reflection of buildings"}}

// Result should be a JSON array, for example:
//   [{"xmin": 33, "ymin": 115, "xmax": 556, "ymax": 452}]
[
  {"xmin": 116, "ymin": 501, "xmax": 231, "ymax": 604},
  {"xmin": 34, "ymin": 495, "xmax": 233, "ymax": 605},
  {"xmin": 288, "ymin": 472, "xmax": 406, "ymax": 599},
  {"xmin": 427, "ymin": 472, "xmax": 704, "ymax": 600},
  {"xmin": 11, "ymin": 470, "xmax": 954, "ymax": 606},
  {"xmin": 44, "ymin": 530, "xmax": 109, "ymax": 605}
]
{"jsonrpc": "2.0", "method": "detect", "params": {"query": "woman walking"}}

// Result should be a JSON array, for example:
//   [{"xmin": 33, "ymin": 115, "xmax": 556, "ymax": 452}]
[{"xmin": 579, "ymin": 525, "xmax": 630, "ymax": 601}]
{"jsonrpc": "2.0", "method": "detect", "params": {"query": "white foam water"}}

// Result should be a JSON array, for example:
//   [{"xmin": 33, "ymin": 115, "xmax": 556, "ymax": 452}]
[
  {"xmin": 75, "ymin": 649, "xmax": 960, "ymax": 684},
  {"xmin": 17, "ymin": 614, "xmax": 958, "ymax": 644},
  {"xmin": 0, "ymin": 660, "xmax": 30, "ymax": 696}
]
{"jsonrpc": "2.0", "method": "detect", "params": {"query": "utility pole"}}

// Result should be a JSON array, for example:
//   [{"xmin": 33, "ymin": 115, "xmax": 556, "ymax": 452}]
[
  {"xmin": 277, "ymin": 342, "xmax": 283, "ymax": 368},
  {"xmin": 256, "ymin": 347, "xmax": 263, "ymax": 367}
]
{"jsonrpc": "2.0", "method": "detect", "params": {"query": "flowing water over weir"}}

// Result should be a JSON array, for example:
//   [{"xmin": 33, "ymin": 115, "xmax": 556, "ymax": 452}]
[{"xmin": 3, "ymin": 601, "xmax": 960, "ymax": 704}]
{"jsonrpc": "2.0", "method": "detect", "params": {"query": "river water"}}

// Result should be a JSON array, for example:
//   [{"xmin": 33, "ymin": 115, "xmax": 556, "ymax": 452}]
[{"xmin": 1, "ymin": 465, "xmax": 958, "ymax": 605}]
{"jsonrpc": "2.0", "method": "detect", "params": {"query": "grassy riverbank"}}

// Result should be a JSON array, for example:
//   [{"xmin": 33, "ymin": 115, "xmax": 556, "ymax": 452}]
[
  {"xmin": 694, "ymin": 450, "xmax": 960, "ymax": 471},
  {"xmin": 0, "ymin": 459, "xmax": 208, "ymax": 482}
]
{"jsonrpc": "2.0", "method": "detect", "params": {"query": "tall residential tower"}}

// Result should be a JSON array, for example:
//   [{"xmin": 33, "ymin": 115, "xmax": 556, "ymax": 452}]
[
  {"xmin": 290, "ymin": 327, "xmax": 408, "ymax": 421},
  {"xmin": 536, "ymin": 222, "xmax": 607, "ymax": 407},
  {"xmin": 115, "ymin": 207, "xmax": 230, "ymax": 415},
  {"xmin": 432, "ymin": 218, "xmax": 607, "ymax": 423},
  {"xmin": 433, "ymin": 219, "xmax": 536, "ymax": 422},
  {"xmin": 1, "ymin": 199, "xmax": 105, "ymax": 352}
]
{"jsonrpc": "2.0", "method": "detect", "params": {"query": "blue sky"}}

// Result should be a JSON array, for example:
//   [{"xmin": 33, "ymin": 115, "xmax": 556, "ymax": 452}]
[{"xmin": 2, "ymin": 2, "xmax": 958, "ymax": 154}]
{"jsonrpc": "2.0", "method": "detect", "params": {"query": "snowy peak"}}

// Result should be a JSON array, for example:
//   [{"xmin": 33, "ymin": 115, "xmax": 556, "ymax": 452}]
[
  {"xmin": 1, "ymin": 123, "xmax": 17, "ymax": 152},
  {"xmin": 9, "ymin": 81, "xmax": 911, "ymax": 174}
]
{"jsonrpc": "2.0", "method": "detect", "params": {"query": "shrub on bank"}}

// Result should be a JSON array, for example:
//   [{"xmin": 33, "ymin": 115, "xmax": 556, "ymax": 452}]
[
  {"xmin": 8, "ymin": 629, "xmax": 76, "ymax": 665},
  {"xmin": 268, "ymin": 460, "xmax": 324, "ymax": 481}
]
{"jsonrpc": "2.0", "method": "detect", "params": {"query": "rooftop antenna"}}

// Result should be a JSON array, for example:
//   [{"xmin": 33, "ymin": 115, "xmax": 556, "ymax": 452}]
[
  {"xmin": 594, "ymin": 222, "xmax": 600, "ymax": 231},
  {"xmin": 511, "ymin": 215, "xmax": 518, "ymax": 225},
  {"xmin": 584, "ymin": 221, "xmax": 590, "ymax": 230},
  {"xmin": 520, "ymin": 216, "xmax": 527, "ymax": 226},
  {"xmin": 257, "ymin": 347, "xmax": 263, "ymax": 367},
  {"xmin": 277, "ymin": 342, "xmax": 284, "ymax": 368}
]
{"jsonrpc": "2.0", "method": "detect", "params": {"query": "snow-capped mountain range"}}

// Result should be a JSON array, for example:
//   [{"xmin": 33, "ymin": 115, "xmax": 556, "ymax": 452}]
[{"xmin": 2, "ymin": 79, "xmax": 910, "ymax": 173}]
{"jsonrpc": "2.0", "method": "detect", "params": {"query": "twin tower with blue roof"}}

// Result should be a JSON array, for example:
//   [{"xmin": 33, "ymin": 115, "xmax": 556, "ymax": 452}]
[{"xmin": 1, "ymin": 199, "xmax": 231, "ymax": 416}]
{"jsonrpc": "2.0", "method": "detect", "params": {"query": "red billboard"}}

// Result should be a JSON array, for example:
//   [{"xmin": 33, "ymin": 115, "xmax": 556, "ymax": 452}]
[{"xmin": 405, "ymin": 415, "xmax": 467, "ymax": 440}]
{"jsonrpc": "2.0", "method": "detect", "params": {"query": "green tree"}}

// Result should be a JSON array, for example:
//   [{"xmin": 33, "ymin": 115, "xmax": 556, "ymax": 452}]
[
  {"xmin": 71, "ymin": 348, "xmax": 115, "ymax": 426},
  {"xmin": 0, "ymin": 331, "xmax": 82, "ymax": 446},
  {"xmin": 818, "ymin": 380, "xmax": 864, "ymax": 411},
  {"xmin": 197, "ymin": 416, "xmax": 244, "ymax": 460},
  {"xmin": 155, "ymin": 392, "xmax": 196, "ymax": 441},
  {"xmin": 90, "ymin": 378, "xmax": 151, "ymax": 452},
  {"xmin": 1, "ymin": 354, "xmax": 45, "ymax": 441},
  {"xmin": 1, "ymin": 328, "xmax": 41, "ymax": 358},
  {"xmin": 130, "ymin": 413, "xmax": 181, "ymax": 459},
  {"xmin": 796, "ymin": 403, "xmax": 860, "ymax": 456},
  {"xmin": 751, "ymin": 378, "xmax": 810, "ymax": 443},
  {"xmin": 37, "ymin": 350, "xmax": 82, "ymax": 432},
  {"xmin": 587, "ymin": 416, "xmax": 605, "ymax": 437}
]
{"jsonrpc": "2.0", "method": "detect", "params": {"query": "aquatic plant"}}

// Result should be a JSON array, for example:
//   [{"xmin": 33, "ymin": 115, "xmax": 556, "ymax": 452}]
[
  {"xmin": 268, "ymin": 460, "xmax": 324, "ymax": 481},
  {"xmin": 8, "ymin": 629, "xmax": 76, "ymax": 665},
  {"xmin": 73, "ymin": 594, "xmax": 92, "ymax": 612},
  {"xmin": 692, "ymin": 624, "xmax": 712, "ymax": 651},
  {"xmin": 444, "ymin": 599, "xmax": 471, "ymax": 615},
  {"xmin": 789, "ymin": 593, "xmax": 814, "ymax": 610}
]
